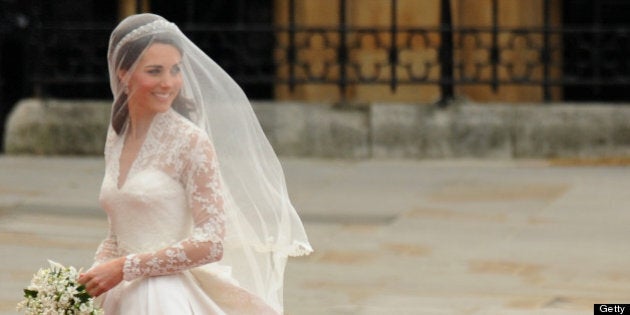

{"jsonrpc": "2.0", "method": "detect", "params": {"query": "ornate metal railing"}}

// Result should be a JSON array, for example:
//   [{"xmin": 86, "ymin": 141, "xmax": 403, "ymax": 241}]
[{"xmin": 18, "ymin": 0, "xmax": 630, "ymax": 103}]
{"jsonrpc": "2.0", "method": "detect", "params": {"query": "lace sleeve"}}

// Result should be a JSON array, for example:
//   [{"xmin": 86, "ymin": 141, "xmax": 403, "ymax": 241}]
[
  {"xmin": 93, "ymin": 228, "xmax": 120, "ymax": 266},
  {"xmin": 93, "ymin": 128, "xmax": 122, "ymax": 267},
  {"xmin": 122, "ymin": 134, "xmax": 226, "ymax": 281}
]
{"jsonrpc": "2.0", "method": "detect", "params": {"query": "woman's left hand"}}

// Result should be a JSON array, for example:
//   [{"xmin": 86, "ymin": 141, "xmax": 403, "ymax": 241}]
[{"xmin": 78, "ymin": 256, "xmax": 125, "ymax": 297}]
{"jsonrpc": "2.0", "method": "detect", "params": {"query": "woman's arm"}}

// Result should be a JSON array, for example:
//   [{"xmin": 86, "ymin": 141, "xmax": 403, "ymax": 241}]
[
  {"xmin": 121, "ymin": 134, "xmax": 226, "ymax": 280},
  {"xmin": 79, "ymin": 227, "xmax": 125, "ymax": 297},
  {"xmin": 80, "ymin": 132, "xmax": 225, "ymax": 296},
  {"xmin": 92, "ymin": 224, "xmax": 120, "ymax": 266}
]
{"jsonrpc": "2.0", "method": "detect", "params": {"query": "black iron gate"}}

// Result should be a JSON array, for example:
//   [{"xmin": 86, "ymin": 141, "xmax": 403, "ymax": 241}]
[{"xmin": 6, "ymin": 0, "xmax": 630, "ymax": 104}]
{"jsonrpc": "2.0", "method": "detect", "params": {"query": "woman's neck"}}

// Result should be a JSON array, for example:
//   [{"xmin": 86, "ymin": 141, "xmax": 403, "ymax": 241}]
[{"xmin": 127, "ymin": 104, "xmax": 157, "ymax": 141}]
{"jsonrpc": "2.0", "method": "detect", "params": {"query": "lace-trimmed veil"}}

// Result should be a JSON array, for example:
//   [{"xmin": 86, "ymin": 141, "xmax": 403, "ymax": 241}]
[{"xmin": 107, "ymin": 13, "xmax": 312, "ymax": 309}]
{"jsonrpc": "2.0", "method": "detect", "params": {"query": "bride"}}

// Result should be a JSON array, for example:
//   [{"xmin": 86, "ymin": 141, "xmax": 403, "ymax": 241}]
[{"xmin": 78, "ymin": 13, "xmax": 312, "ymax": 314}]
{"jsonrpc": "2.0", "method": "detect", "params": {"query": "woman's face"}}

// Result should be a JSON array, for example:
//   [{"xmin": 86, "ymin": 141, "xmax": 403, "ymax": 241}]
[{"xmin": 124, "ymin": 42, "xmax": 183, "ymax": 116}]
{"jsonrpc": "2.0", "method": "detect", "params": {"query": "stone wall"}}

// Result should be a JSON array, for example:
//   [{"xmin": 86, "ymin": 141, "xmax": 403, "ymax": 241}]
[
  {"xmin": 4, "ymin": 99, "xmax": 110, "ymax": 155},
  {"xmin": 5, "ymin": 98, "xmax": 630, "ymax": 159}
]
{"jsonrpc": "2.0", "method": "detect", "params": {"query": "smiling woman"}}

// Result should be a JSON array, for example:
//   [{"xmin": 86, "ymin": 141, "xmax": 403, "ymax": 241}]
[
  {"xmin": 125, "ymin": 43, "xmax": 183, "ymax": 117},
  {"xmin": 109, "ymin": 27, "xmax": 188, "ymax": 136},
  {"xmin": 116, "ymin": 43, "xmax": 184, "ymax": 186},
  {"xmin": 76, "ymin": 13, "xmax": 312, "ymax": 315}
]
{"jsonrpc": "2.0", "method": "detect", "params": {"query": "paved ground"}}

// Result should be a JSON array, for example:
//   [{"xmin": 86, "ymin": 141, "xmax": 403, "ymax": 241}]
[{"xmin": 1, "ymin": 156, "xmax": 629, "ymax": 314}]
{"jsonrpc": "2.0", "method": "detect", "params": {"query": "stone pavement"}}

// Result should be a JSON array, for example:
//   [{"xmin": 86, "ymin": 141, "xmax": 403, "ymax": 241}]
[{"xmin": 1, "ymin": 156, "xmax": 629, "ymax": 314}]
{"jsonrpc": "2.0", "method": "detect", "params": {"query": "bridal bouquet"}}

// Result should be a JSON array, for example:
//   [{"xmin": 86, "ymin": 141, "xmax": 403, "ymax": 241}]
[{"xmin": 16, "ymin": 260, "xmax": 103, "ymax": 315}]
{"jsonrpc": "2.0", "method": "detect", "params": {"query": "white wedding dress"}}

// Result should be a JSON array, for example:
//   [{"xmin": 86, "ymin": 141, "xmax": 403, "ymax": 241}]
[{"xmin": 94, "ymin": 109, "xmax": 279, "ymax": 314}]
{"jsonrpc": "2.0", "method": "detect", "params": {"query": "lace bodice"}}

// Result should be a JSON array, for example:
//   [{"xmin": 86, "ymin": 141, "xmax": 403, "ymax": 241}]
[{"xmin": 95, "ymin": 109, "xmax": 225, "ymax": 281}]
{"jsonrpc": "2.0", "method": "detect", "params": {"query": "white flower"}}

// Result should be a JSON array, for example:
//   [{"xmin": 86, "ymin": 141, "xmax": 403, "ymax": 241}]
[{"xmin": 16, "ymin": 260, "xmax": 103, "ymax": 315}]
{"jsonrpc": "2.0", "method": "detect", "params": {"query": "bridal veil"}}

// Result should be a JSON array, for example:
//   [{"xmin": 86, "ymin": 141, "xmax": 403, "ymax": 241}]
[{"xmin": 106, "ymin": 13, "xmax": 312, "ymax": 310}]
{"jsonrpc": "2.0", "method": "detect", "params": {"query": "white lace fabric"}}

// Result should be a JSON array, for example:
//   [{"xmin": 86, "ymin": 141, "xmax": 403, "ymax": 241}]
[
  {"xmin": 96, "ymin": 110, "xmax": 226, "ymax": 281},
  {"xmin": 96, "ymin": 13, "xmax": 312, "ymax": 312}
]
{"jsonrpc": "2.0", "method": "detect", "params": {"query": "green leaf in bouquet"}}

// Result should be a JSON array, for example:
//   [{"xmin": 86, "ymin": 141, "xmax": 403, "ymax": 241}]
[
  {"xmin": 75, "ymin": 285, "xmax": 91, "ymax": 303},
  {"xmin": 23, "ymin": 289, "xmax": 38, "ymax": 298}
]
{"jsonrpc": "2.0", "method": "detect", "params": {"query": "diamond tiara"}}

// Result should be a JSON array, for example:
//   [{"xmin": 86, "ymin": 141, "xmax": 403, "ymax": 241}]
[{"xmin": 112, "ymin": 19, "xmax": 179, "ymax": 58}]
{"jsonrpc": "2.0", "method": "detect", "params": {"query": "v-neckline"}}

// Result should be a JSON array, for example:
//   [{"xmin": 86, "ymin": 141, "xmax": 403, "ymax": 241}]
[{"xmin": 115, "ymin": 117, "xmax": 156, "ymax": 190}]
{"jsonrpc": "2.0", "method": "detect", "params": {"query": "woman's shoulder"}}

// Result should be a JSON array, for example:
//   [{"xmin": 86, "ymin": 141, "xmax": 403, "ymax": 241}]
[
  {"xmin": 162, "ymin": 109, "xmax": 211, "ymax": 146},
  {"xmin": 162, "ymin": 109, "xmax": 203, "ymax": 134}
]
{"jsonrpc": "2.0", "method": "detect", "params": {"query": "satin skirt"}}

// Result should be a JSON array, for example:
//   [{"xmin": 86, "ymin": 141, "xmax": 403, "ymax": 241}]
[{"xmin": 100, "ymin": 267, "xmax": 280, "ymax": 315}]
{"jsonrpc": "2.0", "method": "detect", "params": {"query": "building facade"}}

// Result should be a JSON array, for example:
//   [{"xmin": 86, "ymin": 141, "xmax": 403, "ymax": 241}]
[{"xmin": 1, "ymin": 0, "xmax": 629, "ymax": 109}]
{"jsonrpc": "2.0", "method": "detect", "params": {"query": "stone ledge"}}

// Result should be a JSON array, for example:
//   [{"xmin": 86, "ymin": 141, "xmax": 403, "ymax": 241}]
[
  {"xmin": 4, "ymin": 98, "xmax": 110, "ymax": 155},
  {"xmin": 5, "ymin": 98, "xmax": 630, "ymax": 159}
]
